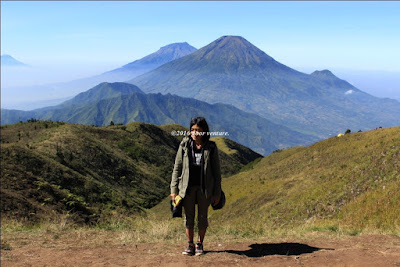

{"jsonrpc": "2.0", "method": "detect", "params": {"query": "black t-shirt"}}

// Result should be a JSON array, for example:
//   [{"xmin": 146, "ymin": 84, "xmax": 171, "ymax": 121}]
[{"xmin": 189, "ymin": 145, "xmax": 202, "ymax": 186}]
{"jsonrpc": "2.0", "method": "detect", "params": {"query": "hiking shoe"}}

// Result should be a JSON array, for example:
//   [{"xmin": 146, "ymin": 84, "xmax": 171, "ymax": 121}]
[
  {"xmin": 182, "ymin": 242, "xmax": 195, "ymax": 256},
  {"xmin": 195, "ymin": 242, "xmax": 204, "ymax": 256}
]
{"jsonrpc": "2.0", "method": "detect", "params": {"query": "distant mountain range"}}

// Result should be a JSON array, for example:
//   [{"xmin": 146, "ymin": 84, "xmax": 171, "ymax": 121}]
[
  {"xmin": 1, "ymin": 43, "xmax": 197, "ymax": 110},
  {"xmin": 101, "ymin": 42, "xmax": 197, "ymax": 82},
  {"xmin": 1, "ymin": 55, "xmax": 28, "ymax": 67},
  {"xmin": 3, "ymin": 35, "xmax": 399, "ymax": 152},
  {"xmin": 129, "ymin": 36, "xmax": 400, "ymax": 137},
  {"xmin": 1, "ymin": 82, "xmax": 318, "ymax": 155},
  {"xmin": 77, "ymin": 42, "xmax": 197, "ymax": 88}
]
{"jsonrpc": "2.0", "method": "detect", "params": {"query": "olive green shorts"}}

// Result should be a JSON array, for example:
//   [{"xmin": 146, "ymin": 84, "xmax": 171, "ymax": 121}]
[{"xmin": 183, "ymin": 186, "xmax": 211, "ymax": 230}]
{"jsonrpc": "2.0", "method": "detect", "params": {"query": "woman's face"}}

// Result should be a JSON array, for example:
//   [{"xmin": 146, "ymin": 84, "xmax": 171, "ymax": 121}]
[{"xmin": 190, "ymin": 124, "xmax": 204, "ymax": 143}]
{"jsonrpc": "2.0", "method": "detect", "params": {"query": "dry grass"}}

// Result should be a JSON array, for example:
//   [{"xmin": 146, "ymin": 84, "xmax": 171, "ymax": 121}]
[
  {"xmin": 150, "ymin": 127, "xmax": 400, "ymax": 239},
  {"xmin": 2, "ymin": 215, "xmax": 382, "ymax": 253},
  {"xmin": 212, "ymin": 137, "xmax": 238, "ymax": 155},
  {"xmin": 206, "ymin": 127, "xmax": 400, "ymax": 236}
]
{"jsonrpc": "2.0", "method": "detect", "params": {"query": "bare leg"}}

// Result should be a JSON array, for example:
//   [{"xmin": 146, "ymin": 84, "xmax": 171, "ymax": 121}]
[
  {"xmin": 198, "ymin": 228, "xmax": 207, "ymax": 244},
  {"xmin": 186, "ymin": 228, "xmax": 194, "ymax": 243}
]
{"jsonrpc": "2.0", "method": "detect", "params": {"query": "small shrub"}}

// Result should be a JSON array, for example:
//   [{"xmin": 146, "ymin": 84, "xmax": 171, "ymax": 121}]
[{"xmin": 1, "ymin": 241, "xmax": 12, "ymax": 251}]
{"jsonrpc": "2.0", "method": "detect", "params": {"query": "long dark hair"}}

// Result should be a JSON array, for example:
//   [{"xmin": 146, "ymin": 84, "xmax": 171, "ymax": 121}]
[{"xmin": 190, "ymin": 116, "xmax": 210, "ymax": 143}]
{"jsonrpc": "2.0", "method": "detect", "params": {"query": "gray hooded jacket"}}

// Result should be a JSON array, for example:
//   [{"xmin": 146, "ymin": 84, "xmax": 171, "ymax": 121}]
[{"xmin": 170, "ymin": 136, "xmax": 222, "ymax": 199}]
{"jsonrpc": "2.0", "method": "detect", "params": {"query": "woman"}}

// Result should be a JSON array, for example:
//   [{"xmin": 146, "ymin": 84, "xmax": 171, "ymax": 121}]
[{"xmin": 170, "ymin": 117, "xmax": 222, "ymax": 256}]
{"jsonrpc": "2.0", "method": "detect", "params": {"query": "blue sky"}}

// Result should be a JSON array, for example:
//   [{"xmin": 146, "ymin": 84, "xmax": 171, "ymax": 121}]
[{"xmin": 1, "ymin": 1, "xmax": 400, "ymax": 73}]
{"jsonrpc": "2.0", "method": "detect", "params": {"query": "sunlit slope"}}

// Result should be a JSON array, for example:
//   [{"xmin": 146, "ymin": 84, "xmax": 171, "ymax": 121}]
[{"xmin": 211, "ymin": 127, "xmax": 399, "ymax": 233}]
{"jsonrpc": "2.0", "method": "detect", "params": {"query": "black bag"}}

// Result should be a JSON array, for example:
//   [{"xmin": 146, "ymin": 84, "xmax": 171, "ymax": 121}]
[
  {"xmin": 170, "ymin": 200, "xmax": 182, "ymax": 218},
  {"xmin": 211, "ymin": 190, "xmax": 226, "ymax": 210}
]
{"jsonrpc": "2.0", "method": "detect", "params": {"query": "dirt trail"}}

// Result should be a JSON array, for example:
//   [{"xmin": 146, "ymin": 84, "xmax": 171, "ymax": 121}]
[{"xmin": 2, "ymin": 234, "xmax": 400, "ymax": 266}]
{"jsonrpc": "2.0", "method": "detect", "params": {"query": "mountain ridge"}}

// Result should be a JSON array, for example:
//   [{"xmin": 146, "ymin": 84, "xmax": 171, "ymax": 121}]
[
  {"xmin": 2, "ymin": 42, "xmax": 197, "ymax": 110},
  {"xmin": 310, "ymin": 69, "xmax": 359, "ymax": 90},
  {"xmin": 105, "ymin": 42, "xmax": 197, "ymax": 77},
  {"xmin": 1, "ymin": 82, "xmax": 318, "ymax": 155},
  {"xmin": 58, "ymin": 82, "xmax": 144, "ymax": 107},
  {"xmin": 1, "ymin": 55, "xmax": 28, "ymax": 67},
  {"xmin": 129, "ymin": 35, "xmax": 400, "ymax": 137}
]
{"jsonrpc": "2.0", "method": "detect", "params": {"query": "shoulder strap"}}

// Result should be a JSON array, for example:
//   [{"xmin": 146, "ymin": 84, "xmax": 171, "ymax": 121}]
[
  {"xmin": 208, "ymin": 141, "xmax": 216, "ymax": 154},
  {"xmin": 180, "ymin": 137, "xmax": 190, "ymax": 148}
]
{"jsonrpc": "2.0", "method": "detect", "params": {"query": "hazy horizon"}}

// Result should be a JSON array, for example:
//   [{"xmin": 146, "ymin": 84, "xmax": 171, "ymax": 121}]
[
  {"xmin": 2, "ymin": 61, "xmax": 399, "ymax": 111},
  {"xmin": 2, "ymin": 55, "xmax": 400, "ymax": 111}
]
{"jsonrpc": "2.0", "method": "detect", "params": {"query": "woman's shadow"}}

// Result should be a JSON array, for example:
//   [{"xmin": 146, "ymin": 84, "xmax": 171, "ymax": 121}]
[{"xmin": 211, "ymin": 242, "xmax": 333, "ymax": 257}]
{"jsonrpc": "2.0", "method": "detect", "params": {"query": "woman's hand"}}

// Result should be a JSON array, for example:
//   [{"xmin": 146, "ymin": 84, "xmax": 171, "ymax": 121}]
[{"xmin": 170, "ymin": 193, "xmax": 177, "ymax": 204}]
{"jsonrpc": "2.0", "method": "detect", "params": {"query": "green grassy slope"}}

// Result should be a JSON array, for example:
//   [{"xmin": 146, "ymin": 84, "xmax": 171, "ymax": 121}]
[
  {"xmin": 0, "ymin": 121, "xmax": 261, "ymax": 224},
  {"xmin": 151, "ymin": 127, "xmax": 399, "ymax": 236},
  {"xmin": 1, "ymin": 121, "xmax": 178, "ymax": 223},
  {"xmin": 214, "ymin": 126, "xmax": 400, "ymax": 234}
]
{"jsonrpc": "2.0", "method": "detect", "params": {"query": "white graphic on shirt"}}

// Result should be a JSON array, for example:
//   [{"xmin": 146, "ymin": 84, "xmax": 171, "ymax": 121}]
[{"xmin": 194, "ymin": 152, "xmax": 202, "ymax": 166}]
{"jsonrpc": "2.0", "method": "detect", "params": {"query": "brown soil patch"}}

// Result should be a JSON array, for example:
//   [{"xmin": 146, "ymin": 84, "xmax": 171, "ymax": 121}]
[{"xmin": 2, "ymin": 234, "xmax": 400, "ymax": 266}]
